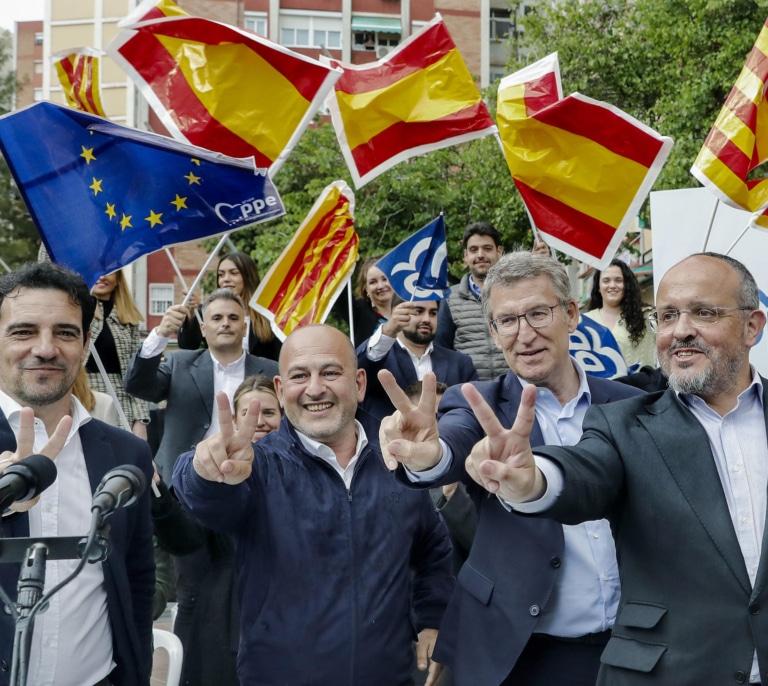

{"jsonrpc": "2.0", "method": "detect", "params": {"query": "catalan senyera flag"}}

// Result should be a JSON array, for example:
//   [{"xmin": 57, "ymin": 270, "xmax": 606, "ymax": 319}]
[
  {"xmin": 324, "ymin": 14, "xmax": 497, "ymax": 188},
  {"xmin": 252, "ymin": 181, "xmax": 358, "ymax": 340},
  {"xmin": 53, "ymin": 48, "xmax": 107, "ymax": 118},
  {"xmin": 691, "ymin": 17, "xmax": 768, "ymax": 227},
  {"xmin": 106, "ymin": 9, "xmax": 341, "ymax": 172},
  {"xmin": 497, "ymin": 53, "xmax": 673, "ymax": 270}
]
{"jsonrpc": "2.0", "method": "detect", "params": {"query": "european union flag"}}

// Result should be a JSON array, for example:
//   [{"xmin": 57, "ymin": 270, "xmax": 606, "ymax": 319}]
[
  {"xmin": 376, "ymin": 215, "xmax": 451, "ymax": 302},
  {"xmin": 0, "ymin": 102, "xmax": 285, "ymax": 287},
  {"xmin": 570, "ymin": 314, "xmax": 628, "ymax": 379}
]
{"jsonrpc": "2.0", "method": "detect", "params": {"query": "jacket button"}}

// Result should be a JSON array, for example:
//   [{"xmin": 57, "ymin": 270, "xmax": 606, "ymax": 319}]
[
  {"xmin": 2, "ymin": 605, "xmax": 11, "ymax": 615},
  {"xmin": 0, "ymin": 660, "xmax": 7, "ymax": 672},
  {"xmin": 550, "ymin": 557, "xmax": 561, "ymax": 568},
  {"xmin": 529, "ymin": 605, "xmax": 540, "ymax": 616},
  {"xmin": 749, "ymin": 603, "xmax": 760, "ymax": 615},
  {"xmin": 735, "ymin": 671, "xmax": 747, "ymax": 683}
]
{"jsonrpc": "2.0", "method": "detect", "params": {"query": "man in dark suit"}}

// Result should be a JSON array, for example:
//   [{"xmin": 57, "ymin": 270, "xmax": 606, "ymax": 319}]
[
  {"xmin": 386, "ymin": 252, "xmax": 768, "ymax": 684},
  {"xmin": 357, "ymin": 300, "xmax": 478, "ymax": 421},
  {"xmin": 124, "ymin": 289, "xmax": 278, "ymax": 482},
  {"xmin": 377, "ymin": 251, "xmax": 642, "ymax": 685},
  {"xmin": 0, "ymin": 261, "xmax": 154, "ymax": 686}
]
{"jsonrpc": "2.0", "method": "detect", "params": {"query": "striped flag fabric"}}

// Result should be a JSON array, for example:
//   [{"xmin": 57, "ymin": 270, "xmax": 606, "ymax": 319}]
[
  {"xmin": 497, "ymin": 53, "xmax": 673, "ymax": 270},
  {"xmin": 106, "ymin": 9, "xmax": 341, "ymax": 173},
  {"xmin": 323, "ymin": 14, "xmax": 497, "ymax": 188},
  {"xmin": 251, "ymin": 181, "xmax": 359, "ymax": 340},
  {"xmin": 691, "ymin": 17, "xmax": 768, "ymax": 226},
  {"xmin": 53, "ymin": 48, "xmax": 107, "ymax": 118}
]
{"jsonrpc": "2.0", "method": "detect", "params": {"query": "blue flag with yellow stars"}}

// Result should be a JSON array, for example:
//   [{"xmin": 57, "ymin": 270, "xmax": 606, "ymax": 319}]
[{"xmin": 0, "ymin": 101, "xmax": 285, "ymax": 287}]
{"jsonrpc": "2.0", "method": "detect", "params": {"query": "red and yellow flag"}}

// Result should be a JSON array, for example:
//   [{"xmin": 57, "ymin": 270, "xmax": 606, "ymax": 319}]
[
  {"xmin": 251, "ymin": 181, "xmax": 358, "ymax": 340},
  {"xmin": 497, "ymin": 53, "xmax": 672, "ymax": 270},
  {"xmin": 324, "ymin": 15, "xmax": 497, "ymax": 188},
  {"xmin": 691, "ymin": 17, "xmax": 768, "ymax": 227},
  {"xmin": 106, "ymin": 7, "xmax": 341, "ymax": 172},
  {"xmin": 53, "ymin": 48, "xmax": 107, "ymax": 118}
]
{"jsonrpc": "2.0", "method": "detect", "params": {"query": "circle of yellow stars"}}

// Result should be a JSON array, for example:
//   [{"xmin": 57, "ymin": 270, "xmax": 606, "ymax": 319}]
[{"xmin": 81, "ymin": 142, "xmax": 201, "ymax": 231}]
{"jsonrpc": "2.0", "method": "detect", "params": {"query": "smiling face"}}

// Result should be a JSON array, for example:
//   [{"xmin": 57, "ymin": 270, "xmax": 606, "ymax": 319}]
[
  {"xmin": 91, "ymin": 272, "xmax": 117, "ymax": 301},
  {"xmin": 0, "ymin": 287, "xmax": 89, "ymax": 419},
  {"xmin": 365, "ymin": 266, "xmax": 393, "ymax": 312},
  {"xmin": 217, "ymin": 259, "xmax": 245, "ymax": 297},
  {"xmin": 235, "ymin": 389, "xmax": 282, "ymax": 442},
  {"xmin": 599, "ymin": 265, "xmax": 625, "ymax": 309},
  {"xmin": 488, "ymin": 275, "xmax": 579, "ymax": 397},
  {"xmin": 275, "ymin": 325, "xmax": 365, "ymax": 452},
  {"xmin": 656, "ymin": 255, "xmax": 764, "ymax": 409},
  {"xmin": 464, "ymin": 234, "xmax": 503, "ymax": 282},
  {"xmin": 401, "ymin": 302, "xmax": 439, "ymax": 346}
]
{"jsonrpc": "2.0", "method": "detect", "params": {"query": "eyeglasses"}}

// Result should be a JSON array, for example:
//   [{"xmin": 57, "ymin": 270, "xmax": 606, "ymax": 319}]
[
  {"xmin": 490, "ymin": 304, "xmax": 563, "ymax": 336},
  {"xmin": 648, "ymin": 306, "xmax": 752, "ymax": 332}
]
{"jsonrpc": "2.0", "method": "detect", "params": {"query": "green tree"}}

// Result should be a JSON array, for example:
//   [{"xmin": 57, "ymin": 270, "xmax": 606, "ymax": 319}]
[
  {"xmin": 514, "ymin": 0, "xmax": 766, "ymax": 191},
  {"xmin": 0, "ymin": 30, "xmax": 39, "ymax": 268}
]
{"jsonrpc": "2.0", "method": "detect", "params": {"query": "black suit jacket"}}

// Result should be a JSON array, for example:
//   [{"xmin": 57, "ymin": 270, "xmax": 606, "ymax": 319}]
[
  {"xmin": 356, "ymin": 339, "xmax": 478, "ymax": 421},
  {"xmin": 124, "ymin": 348, "xmax": 278, "ymax": 481},
  {"xmin": 400, "ymin": 371, "xmax": 642, "ymax": 686},
  {"xmin": 0, "ymin": 414, "xmax": 155, "ymax": 686},
  {"xmin": 537, "ymin": 385, "xmax": 768, "ymax": 685}
]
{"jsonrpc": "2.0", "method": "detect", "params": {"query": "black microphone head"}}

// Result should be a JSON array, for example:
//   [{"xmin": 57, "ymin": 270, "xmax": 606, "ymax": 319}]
[
  {"xmin": 4, "ymin": 455, "xmax": 58, "ymax": 502},
  {"xmin": 96, "ymin": 464, "xmax": 147, "ymax": 509}
]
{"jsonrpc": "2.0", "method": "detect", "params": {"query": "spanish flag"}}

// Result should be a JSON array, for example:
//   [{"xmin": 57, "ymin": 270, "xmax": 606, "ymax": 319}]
[
  {"xmin": 324, "ymin": 15, "xmax": 497, "ymax": 188},
  {"xmin": 251, "ymin": 181, "xmax": 359, "ymax": 340},
  {"xmin": 106, "ymin": 11, "xmax": 341, "ymax": 172},
  {"xmin": 498, "ymin": 53, "xmax": 672, "ymax": 270},
  {"xmin": 53, "ymin": 48, "xmax": 107, "ymax": 118},
  {"xmin": 691, "ymin": 17, "xmax": 768, "ymax": 227}
]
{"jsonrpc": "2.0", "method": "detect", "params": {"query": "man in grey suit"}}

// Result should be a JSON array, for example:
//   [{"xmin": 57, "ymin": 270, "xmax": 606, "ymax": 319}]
[
  {"xmin": 124, "ymin": 288, "xmax": 278, "ymax": 482},
  {"xmin": 382, "ymin": 252, "xmax": 768, "ymax": 685}
]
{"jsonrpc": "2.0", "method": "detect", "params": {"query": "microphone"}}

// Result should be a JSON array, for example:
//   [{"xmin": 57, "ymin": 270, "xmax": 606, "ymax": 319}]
[
  {"xmin": 0, "ymin": 454, "xmax": 57, "ymax": 511},
  {"xmin": 91, "ymin": 465, "xmax": 147, "ymax": 522}
]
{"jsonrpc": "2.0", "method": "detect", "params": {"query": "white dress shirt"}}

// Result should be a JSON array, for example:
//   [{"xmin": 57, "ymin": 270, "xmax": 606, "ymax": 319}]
[{"xmin": 365, "ymin": 327, "xmax": 435, "ymax": 380}]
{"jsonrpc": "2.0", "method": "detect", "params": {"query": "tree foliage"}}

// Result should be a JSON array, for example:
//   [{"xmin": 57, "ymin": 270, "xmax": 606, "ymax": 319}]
[{"xmin": 0, "ymin": 31, "xmax": 39, "ymax": 268}]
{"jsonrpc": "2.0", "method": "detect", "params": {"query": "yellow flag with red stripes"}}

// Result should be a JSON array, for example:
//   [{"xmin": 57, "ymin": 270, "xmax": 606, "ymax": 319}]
[
  {"xmin": 691, "ymin": 16, "xmax": 768, "ymax": 227},
  {"xmin": 251, "ymin": 181, "xmax": 358, "ymax": 340},
  {"xmin": 324, "ymin": 15, "xmax": 497, "ymax": 188},
  {"xmin": 498, "ymin": 53, "xmax": 673, "ymax": 270},
  {"xmin": 53, "ymin": 48, "xmax": 107, "ymax": 118}
]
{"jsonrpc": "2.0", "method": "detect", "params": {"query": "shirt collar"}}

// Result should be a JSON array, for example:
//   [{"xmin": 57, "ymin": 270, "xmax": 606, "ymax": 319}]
[
  {"xmin": 676, "ymin": 365, "xmax": 764, "ymax": 412},
  {"xmin": 395, "ymin": 337, "xmax": 435, "ymax": 358},
  {"xmin": 294, "ymin": 419, "xmax": 369, "ymax": 460},
  {"xmin": 208, "ymin": 349, "xmax": 247, "ymax": 372},
  {"xmin": 468, "ymin": 276, "xmax": 483, "ymax": 298},
  {"xmin": 517, "ymin": 356, "xmax": 592, "ymax": 405},
  {"xmin": 0, "ymin": 387, "xmax": 92, "ymax": 441}
]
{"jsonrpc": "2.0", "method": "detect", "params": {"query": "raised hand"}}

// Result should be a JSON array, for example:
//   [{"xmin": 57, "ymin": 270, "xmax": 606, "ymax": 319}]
[
  {"xmin": 462, "ymin": 383, "xmax": 546, "ymax": 503},
  {"xmin": 378, "ymin": 370, "xmax": 442, "ymax": 472},
  {"xmin": 380, "ymin": 302, "xmax": 419, "ymax": 338},
  {"xmin": 157, "ymin": 304, "xmax": 190, "ymax": 338},
  {"xmin": 192, "ymin": 392, "xmax": 257, "ymax": 484},
  {"xmin": 2, "ymin": 407, "xmax": 72, "ymax": 512}
]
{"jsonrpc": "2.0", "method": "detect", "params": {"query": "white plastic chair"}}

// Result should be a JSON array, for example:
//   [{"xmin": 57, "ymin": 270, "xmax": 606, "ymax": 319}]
[{"xmin": 153, "ymin": 627, "xmax": 183, "ymax": 686}]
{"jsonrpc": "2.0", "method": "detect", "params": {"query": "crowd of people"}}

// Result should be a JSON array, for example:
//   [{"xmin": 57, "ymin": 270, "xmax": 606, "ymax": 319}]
[{"xmin": 0, "ymin": 224, "xmax": 766, "ymax": 686}]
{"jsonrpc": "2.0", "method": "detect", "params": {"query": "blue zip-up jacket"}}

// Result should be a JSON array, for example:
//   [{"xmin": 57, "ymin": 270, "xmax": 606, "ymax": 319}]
[{"xmin": 173, "ymin": 416, "xmax": 454, "ymax": 686}]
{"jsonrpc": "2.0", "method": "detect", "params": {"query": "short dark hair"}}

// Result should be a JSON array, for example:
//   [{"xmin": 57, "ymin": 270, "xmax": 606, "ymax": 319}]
[
  {"xmin": 0, "ymin": 262, "xmax": 95, "ymax": 336},
  {"xmin": 462, "ymin": 222, "xmax": 502, "ymax": 250}
]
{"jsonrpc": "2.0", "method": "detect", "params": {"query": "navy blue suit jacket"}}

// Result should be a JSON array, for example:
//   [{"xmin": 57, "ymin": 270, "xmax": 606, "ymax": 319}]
[
  {"xmin": 0, "ymin": 413, "xmax": 155, "ymax": 686},
  {"xmin": 399, "ymin": 371, "xmax": 642, "ymax": 686},
  {"xmin": 356, "ymin": 339, "xmax": 478, "ymax": 420}
]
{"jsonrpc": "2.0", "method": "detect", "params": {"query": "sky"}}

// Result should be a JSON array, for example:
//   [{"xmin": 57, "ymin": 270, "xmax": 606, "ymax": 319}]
[{"xmin": 0, "ymin": 0, "xmax": 44, "ymax": 33}]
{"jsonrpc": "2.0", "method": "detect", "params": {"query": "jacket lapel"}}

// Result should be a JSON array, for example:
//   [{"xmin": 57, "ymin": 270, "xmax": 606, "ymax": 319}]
[
  {"xmin": 750, "ymin": 381, "xmax": 768, "ymax": 600},
  {"xmin": 191, "ymin": 352, "xmax": 215, "ymax": 419},
  {"xmin": 639, "ymin": 392, "xmax": 752, "ymax": 593},
  {"xmin": 497, "ymin": 373, "xmax": 545, "ymax": 446}
]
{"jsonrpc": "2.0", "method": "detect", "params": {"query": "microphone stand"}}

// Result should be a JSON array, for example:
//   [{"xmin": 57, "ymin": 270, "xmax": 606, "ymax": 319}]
[{"xmin": 6, "ymin": 511, "xmax": 112, "ymax": 686}]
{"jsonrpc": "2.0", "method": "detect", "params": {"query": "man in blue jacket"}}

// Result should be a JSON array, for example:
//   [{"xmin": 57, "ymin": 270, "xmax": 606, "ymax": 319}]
[{"xmin": 173, "ymin": 324, "xmax": 453, "ymax": 686}]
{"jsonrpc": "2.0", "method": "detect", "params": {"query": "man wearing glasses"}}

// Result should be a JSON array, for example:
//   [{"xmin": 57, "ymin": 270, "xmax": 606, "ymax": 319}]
[
  {"xmin": 381, "ymin": 252, "xmax": 768, "ymax": 685},
  {"xmin": 376, "ymin": 250, "xmax": 642, "ymax": 685}
]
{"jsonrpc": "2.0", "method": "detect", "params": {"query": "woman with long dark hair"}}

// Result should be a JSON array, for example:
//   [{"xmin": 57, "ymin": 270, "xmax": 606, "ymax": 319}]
[{"xmin": 585, "ymin": 258, "xmax": 655, "ymax": 368}]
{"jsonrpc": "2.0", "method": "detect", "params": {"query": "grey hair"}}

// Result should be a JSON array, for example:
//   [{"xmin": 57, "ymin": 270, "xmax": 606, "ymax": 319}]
[
  {"xmin": 203, "ymin": 287, "xmax": 245, "ymax": 312},
  {"xmin": 694, "ymin": 252, "xmax": 759, "ymax": 310},
  {"xmin": 482, "ymin": 251, "xmax": 572, "ymax": 321}
]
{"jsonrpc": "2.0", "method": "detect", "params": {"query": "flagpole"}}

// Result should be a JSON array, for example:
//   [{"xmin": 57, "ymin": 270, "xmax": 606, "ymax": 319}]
[
  {"xmin": 164, "ymin": 248, "xmax": 203, "ymax": 326},
  {"xmin": 724, "ymin": 222, "xmax": 752, "ymax": 256},
  {"xmin": 347, "ymin": 279, "xmax": 356, "ymax": 344},
  {"xmin": 179, "ymin": 233, "xmax": 232, "ymax": 308},
  {"xmin": 700, "ymin": 198, "xmax": 720, "ymax": 252},
  {"xmin": 88, "ymin": 344, "xmax": 132, "ymax": 432}
]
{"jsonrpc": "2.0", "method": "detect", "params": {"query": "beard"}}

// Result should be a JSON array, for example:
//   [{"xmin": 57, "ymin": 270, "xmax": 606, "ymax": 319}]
[
  {"xmin": 403, "ymin": 327, "xmax": 434, "ymax": 346},
  {"xmin": 662, "ymin": 338, "xmax": 745, "ymax": 399}
]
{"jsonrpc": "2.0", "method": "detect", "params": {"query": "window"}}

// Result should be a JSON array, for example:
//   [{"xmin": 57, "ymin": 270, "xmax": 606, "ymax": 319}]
[
  {"xmin": 34, "ymin": 33, "xmax": 43, "ymax": 46},
  {"xmin": 33, "ymin": 88, "xmax": 42, "ymax": 102},
  {"xmin": 490, "ymin": 8, "xmax": 512, "ymax": 42},
  {"xmin": 149, "ymin": 284, "xmax": 174, "ymax": 316},
  {"xmin": 34, "ymin": 61, "xmax": 43, "ymax": 75},
  {"xmin": 244, "ymin": 13, "xmax": 267, "ymax": 37},
  {"xmin": 351, "ymin": 17, "xmax": 402, "ymax": 54},
  {"xmin": 279, "ymin": 13, "xmax": 342, "ymax": 49}
]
